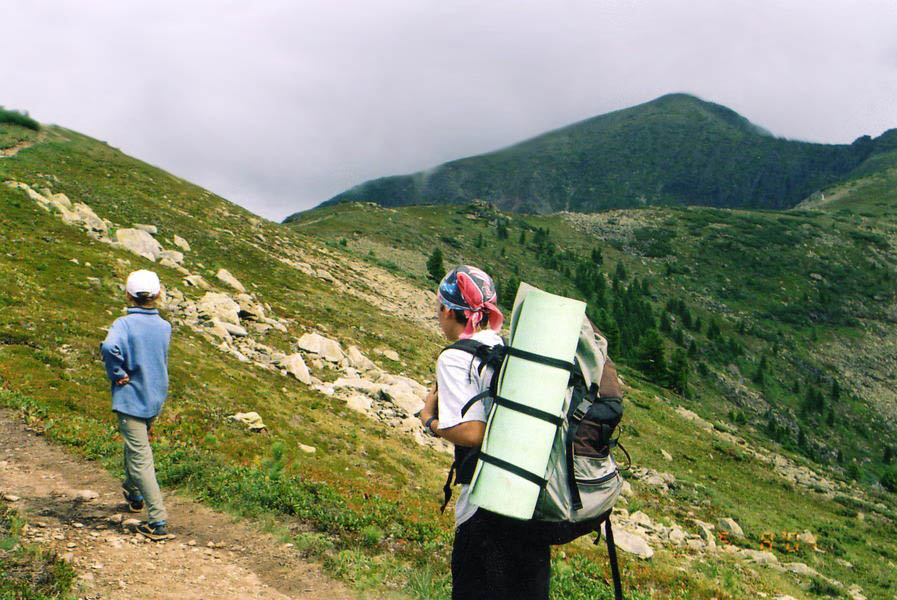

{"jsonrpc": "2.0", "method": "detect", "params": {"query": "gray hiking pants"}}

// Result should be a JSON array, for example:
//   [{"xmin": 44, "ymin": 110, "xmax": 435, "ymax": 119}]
[{"xmin": 117, "ymin": 412, "xmax": 167, "ymax": 524}]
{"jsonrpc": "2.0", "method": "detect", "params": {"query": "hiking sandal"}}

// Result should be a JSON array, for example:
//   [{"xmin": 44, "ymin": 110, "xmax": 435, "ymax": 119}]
[{"xmin": 136, "ymin": 521, "xmax": 174, "ymax": 541}]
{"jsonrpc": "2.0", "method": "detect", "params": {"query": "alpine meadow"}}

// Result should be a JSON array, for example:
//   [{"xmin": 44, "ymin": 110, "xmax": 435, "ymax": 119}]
[{"xmin": 2, "ymin": 94, "xmax": 897, "ymax": 600}]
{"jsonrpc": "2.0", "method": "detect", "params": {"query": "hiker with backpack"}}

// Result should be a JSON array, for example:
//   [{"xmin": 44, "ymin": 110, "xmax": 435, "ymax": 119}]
[
  {"xmin": 421, "ymin": 271, "xmax": 628, "ymax": 600},
  {"xmin": 418, "ymin": 265, "xmax": 553, "ymax": 600}
]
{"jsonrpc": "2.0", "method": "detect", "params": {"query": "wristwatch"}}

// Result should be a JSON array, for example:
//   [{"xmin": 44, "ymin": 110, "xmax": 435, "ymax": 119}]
[{"xmin": 424, "ymin": 416, "xmax": 437, "ymax": 435}]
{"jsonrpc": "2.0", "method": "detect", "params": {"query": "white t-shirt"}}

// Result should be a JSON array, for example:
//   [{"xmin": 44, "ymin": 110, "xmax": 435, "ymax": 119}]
[{"xmin": 436, "ymin": 329, "xmax": 503, "ymax": 527}]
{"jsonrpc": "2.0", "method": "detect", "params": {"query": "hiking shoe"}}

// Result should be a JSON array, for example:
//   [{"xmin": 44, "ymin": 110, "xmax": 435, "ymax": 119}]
[
  {"xmin": 136, "ymin": 521, "xmax": 173, "ymax": 541},
  {"xmin": 122, "ymin": 490, "xmax": 144, "ymax": 512}
]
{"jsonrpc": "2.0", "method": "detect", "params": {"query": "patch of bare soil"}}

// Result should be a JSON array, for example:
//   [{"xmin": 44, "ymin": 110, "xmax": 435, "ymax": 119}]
[{"xmin": 0, "ymin": 410, "xmax": 364, "ymax": 600}]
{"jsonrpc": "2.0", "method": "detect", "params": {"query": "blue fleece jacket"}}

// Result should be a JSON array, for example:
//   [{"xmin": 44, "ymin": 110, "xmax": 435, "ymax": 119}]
[{"xmin": 100, "ymin": 307, "xmax": 171, "ymax": 419}]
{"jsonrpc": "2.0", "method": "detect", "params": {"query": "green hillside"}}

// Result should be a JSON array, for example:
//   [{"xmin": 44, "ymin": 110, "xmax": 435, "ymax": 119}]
[
  {"xmin": 2, "ymin": 120, "xmax": 897, "ymax": 599},
  {"xmin": 305, "ymin": 94, "xmax": 896, "ymax": 215}
]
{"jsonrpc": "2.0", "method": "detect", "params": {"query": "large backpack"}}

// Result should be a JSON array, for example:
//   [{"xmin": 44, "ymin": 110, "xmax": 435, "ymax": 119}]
[{"xmin": 439, "ymin": 318, "xmax": 628, "ymax": 599}]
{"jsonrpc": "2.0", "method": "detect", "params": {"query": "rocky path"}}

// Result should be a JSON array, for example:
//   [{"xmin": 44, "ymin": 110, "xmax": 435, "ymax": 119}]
[{"xmin": 0, "ymin": 410, "xmax": 362, "ymax": 600}]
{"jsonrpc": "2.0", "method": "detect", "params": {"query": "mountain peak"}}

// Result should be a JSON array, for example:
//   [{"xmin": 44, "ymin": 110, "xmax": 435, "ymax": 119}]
[{"xmin": 297, "ymin": 95, "xmax": 882, "ymax": 218}]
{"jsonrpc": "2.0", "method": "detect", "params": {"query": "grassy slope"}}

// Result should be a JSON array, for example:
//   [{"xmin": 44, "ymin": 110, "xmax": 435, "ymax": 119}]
[
  {"xmin": 1, "ymin": 123, "xmax": 896, "ymax": 598},
  {"xmin": 290, "ymin": 199, "xmax": 897, "ymax": 597}
]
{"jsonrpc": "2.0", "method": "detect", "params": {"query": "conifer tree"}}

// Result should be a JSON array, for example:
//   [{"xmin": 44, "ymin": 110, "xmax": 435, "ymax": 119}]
[
  {"xmin": 518, "ymin": 229, "xmax": 527, "ymax": 245},
  {"xmin": 613, "ymin": 261, "xmax": 628, "ymax": 283},
  {"xmin": 426, "ymin": 248, "xmax": 444, "ymax": 282},
  {"xmin": 591, "ymin": 247, "xmax": 603, "ymax": 265},
  {"xmin": 659, "ymin": 311, "xmax": 672, "ymax": 333},
  {"xmin": 687, "ymin": 339, "xmax": 698, "ymax": 359},
  {"xmin": 635, "ymin": 329, "xmax": 667, "ymax": 384},
  {"xmin": 669, "ymin": 349, "xmax": 689, "ymax": 395}
]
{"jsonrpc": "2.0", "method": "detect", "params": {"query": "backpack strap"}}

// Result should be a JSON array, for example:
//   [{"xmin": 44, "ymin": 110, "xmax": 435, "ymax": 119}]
[
  {"xmin": 590, "ymin": 512, "xmax": 623, "ymax": 600},
  {"xmin": 602, "ymin": 517, "xmax": 625, "ymax": 600}
]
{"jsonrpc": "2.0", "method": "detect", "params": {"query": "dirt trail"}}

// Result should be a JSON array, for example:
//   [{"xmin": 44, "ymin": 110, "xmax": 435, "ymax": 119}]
[{"xmin": 0, "ymin": 410, "xmax": 362, "ymax": 600}]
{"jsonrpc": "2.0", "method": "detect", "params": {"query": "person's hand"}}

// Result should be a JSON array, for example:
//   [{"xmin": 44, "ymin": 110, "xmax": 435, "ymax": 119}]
[
  {"xmin": 115, "ymin": 376, "xmax": 130, "ymax": 386},
  {"xmin": 419, "ymin": 384, "xmax": 438, "ymax": 425}
]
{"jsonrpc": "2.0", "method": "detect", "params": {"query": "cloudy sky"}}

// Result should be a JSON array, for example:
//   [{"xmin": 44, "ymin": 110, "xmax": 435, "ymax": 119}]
[{"xmin": 6, "ymin": 1, "xmax": 897, "ymax": 221}]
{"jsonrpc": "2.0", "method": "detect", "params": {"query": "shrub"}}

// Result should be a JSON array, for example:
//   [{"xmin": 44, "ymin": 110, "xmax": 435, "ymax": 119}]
[
  {"xmin": 881, "ymin": 465, "xmax": 897, "ymax": 493},
  {"xmin": 0, "ymin": 107, "xmax": 39, "ymax": 131}
]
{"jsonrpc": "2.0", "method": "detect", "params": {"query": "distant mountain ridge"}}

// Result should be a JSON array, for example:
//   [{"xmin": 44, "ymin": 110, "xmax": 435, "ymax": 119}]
[{"xmin": 296, "ymin": 94, "xmax": 896, "ymax": 218}]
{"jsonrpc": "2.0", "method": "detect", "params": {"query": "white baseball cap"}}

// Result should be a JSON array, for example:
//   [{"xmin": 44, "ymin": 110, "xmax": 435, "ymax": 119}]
[{"xmin": 126, "ymin": 270, "xmax": 161, "ymax": 296}]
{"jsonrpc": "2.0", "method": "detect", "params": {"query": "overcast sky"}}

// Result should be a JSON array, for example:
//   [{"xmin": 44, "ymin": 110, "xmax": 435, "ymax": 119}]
[{"xmin": 5, "ymin": 1, "xmax": 897, "ymax": 221}]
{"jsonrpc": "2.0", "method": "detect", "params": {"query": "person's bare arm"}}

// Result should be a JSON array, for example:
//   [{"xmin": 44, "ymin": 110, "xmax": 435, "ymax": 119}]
[{"xmin": 419, "ymin": 385, "xmax": 486, "ymax": 446}]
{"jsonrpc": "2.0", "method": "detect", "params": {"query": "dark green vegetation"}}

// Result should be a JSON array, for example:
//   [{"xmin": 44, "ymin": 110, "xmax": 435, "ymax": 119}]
[
  {"xmin": 0, "ymin": 107, "xmax": 40, "ymax": 131},
  {"xmin": 304, "ymin": 94, "xmax": 896, "ymax": 215},
  {"xmin": 0, "ymin": 498, "xmax": 76, "ymax": 600},
  {"xmin": 3, "ymin": 119, "xmax": 897, "ymax": 599}
]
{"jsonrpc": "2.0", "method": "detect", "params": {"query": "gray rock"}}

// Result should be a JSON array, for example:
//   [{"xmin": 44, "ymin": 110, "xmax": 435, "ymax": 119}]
[
  {"xmin": 115, "ymin": 228, "xmax": 162, "ymax": 261},
  {"xmin": 613, "ymin": 529, "xmax": 654, "ymax": 559},
  {"xmin": 346, "ymin": 394, "xmax": 373, "ymax": 413},
  {"xmin": 297, "ymin": 333, "xmax": 344, "ymax": 362},
  {"xmin": 73, "ymin": 489, "xmax": 99, "ymax": 501},
  {"xmin": 668, "ymin": 526, "xmax": 687, "ymax": 545},
  {"xmin": 739, "ymin": 548, "xmax": 777, "ymax": 564},
  {"xmin": 299, "ymin": 444, "xmax": 316, "ymax": 454},
  {"xmin": 215, "ymin": 268, "xmax": 246, "ymax": 293},
  {"xmin": 173, "ymin": 235, "xmax": 191, "ymax": 251},
  {"xmin": 661, "ymin": 449, "xmax": 673, "ymax": 461},
  {"xmin": 282, "ymin": 353, "xmax": 312, "ymax": 385},
  {"xmin": 159, "ymin": 250, "xmax": 184, "ymax": 265},
  {"xmin": 197, "ymin": 292, "xmax": 241, "ymax": 325},
  {"xmin": 222, "ymin": 322, "xmax": 248, "ymax": 337},
  {"xmin": 346, "ymin": 345, "xmax": 377, "ymax": 371},
  {"xmin": 183, "ymin": 275, "xmax": 210, "ymax": 289},
  {"xmin": 235, "ymin": 293, "xmax": 265, "ymax": 321},
  {"xmin": 784, "ymin": 562, "xmax": 818, "ymax": 577},
  {"xmin": 717, "ymin": 517, "xmax": 744, "ymax": 538},
  {"xmin": 375, "ymin": 347, "xmax": 401, "ymax": 362},
  {"xmin": 629, "ymin": 511, "xmax": 653, "ymax": 529},
  {"xmin": 133, "ymin": 223, "xmax": 158, "ymax": 235}
]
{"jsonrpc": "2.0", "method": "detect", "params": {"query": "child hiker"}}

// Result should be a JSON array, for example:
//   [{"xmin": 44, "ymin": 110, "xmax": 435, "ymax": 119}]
[
  {"xmin": 418, "ymin": 265, "xmax": 552, "ymax": 600},
  {"xmin": 100, "ymin": 269, "xmax": 172, "ymax": 541}
]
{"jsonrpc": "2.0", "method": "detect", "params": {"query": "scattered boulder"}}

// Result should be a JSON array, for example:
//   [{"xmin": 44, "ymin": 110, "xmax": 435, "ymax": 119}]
[
  {"xmin": 783, "ymin": 562, "xmax": 818, "ymax": 577},
  {"xmin": 661, "ymin": 449, "xmax": 673, "ymax": 461},
  {"xmin": 717, "ymin": 517, "xmax": 744, "ymax": 538},
  {"xmin": 159, "ymin": 250, "xmax": 184, "ymax": 265},
  {"xmin": 613, "ymin": 529, "xmax": 654, "ymax": 559},
  {"xmin": 333, "ymin": 377, "xmax": 383, "ymax": 395},
  {"xmin": 629, "ymin": 511, "xmax": 654, "ymax": 529},
  {"xmin": 227, "ymin": 412, "xmax": 267, "ymax": 432},
  {"xmin": 375, "ymin": 347, "xmax": 401, "ymax": 362},
  {"xmin": 235, "ymin": 293, "xmax": 266, "ymax": 321},
  {"xmin": 215, "ymin": 268, "xmax": 246, "ymax": 293},
  {"xmin": 2, "ymin": 494, "xmax": 20, "ymax": 502},
  {"xmin": 346, "ymin": 345, "xmax": 377, "ymax": 371},
  {"xmin": 173, "ymin": 234, "xmax": 191, "ymax": 251},
  {"xmin": 73, "ymin": 489, "xmax": 99, "ymax": 501},
  {"xmin": 115, "ymin": 228, "xmax": 163, "ymax": 261},
  {"xmin": 620, "ymin": 479, "xmax": 634, "ymax": 498},
  {"xmin": 183, "ymin": 275, "xmax": 210, "ymax": 290},
  {"xmin": 282, "ymin": 353, "xmax": 312, "ymax": 385},
  {"xmin": 316, "ymin": 269, "xmax": 335, "ymax": 282},
  {"xmin": 796, "ymin": 530, "xmax": 817, "ymax": 547},
  {"xmin": 205, "ymin": 319, "xmax": 232, "ymax": 341},
  {"xmin": 297, "ymin": 333, "xmax": 344, "ymax": 363},
  {"xmin": 299, "ymin": 444, "xmax": 316, "ymax": 454},
  {"xmin": 346, "ymin": 394, "xmax": 373, "ymax": 413},
  {"xmin": 133, "ymin": 223, "xmax": 158, "ymax": 235},
  {"xmin": 197, "ymin": 292, "xmax": 241, "ymax": 325},
  {"xmin": 739, "ymin": 548, "xmax": 777, "ymax": 564},
  {"xmin": 668, "ymin": 526, "xmax": 687, "ymax": 545},
  {"xmin": 222, "ymin": 322, "xmax": 248, "ymax": 337}
]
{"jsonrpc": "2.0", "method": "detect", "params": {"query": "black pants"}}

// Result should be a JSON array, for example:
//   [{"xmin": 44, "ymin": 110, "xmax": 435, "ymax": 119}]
[{"xmin": 451, "ymin": 509, "xmax": 551, "ymax": 600}]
